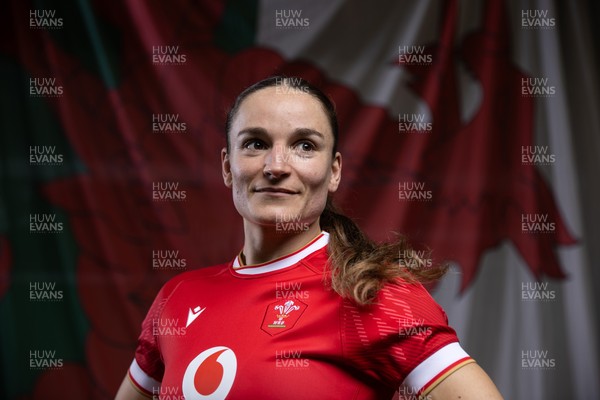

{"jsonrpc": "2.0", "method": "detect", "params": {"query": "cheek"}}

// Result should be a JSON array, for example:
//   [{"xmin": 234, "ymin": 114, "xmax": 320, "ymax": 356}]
[
  {"xmin": 229, "ymin": 157, "xmax": 255, "ymax": 185},
  {"xmin": 227, "ymin": 161, "xmax": 252, "ymax": 204},
  {"xmin": 297, "ymin": 171, "xmax": 331, "ymax": 213},
  {"xmin": 298, "ymin": 160, "xmax": 331, "ymax": 189},
  {"xmin": 231, "ymin": 172, "xmax": 252, "ymax": 204}
]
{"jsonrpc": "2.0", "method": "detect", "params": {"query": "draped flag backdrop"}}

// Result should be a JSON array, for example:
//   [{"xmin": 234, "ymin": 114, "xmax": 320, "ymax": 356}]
[{"xmin": 1, "ymin": 0, "xmax": 598, "ymax": 399}]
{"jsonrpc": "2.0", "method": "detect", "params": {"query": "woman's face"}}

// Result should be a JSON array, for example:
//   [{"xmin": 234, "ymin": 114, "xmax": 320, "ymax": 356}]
[{"xmin": 222, "ymin": 86, "xmax": 342, "ymax": 231}]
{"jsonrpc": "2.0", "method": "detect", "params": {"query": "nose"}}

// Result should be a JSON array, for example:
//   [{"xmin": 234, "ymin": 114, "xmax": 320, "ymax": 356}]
[{"xmin": 264, "ymin": 144, "xmax": 291, "ymax": 179}]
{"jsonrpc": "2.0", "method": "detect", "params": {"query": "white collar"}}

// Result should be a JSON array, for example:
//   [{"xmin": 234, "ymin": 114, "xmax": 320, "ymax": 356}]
[{"xmin": 232, "ymin": 232, "xmax": 329, "ymax": 275}]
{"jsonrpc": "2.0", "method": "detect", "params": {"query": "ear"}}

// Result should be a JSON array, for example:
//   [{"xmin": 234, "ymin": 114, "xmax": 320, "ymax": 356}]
[
  {"xmin": 221, "ymin": 148, "xmax": 232, "ymax": 188},
  {"xmin": 328, "ymin": 152, "xmax": 342, "ymax": 193}
]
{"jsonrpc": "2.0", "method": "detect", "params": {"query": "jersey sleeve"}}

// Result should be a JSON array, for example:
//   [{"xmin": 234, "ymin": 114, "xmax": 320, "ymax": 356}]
[
  {"xmin": 127, "ymin": 279, "xmax": 177, "ymax": 396},
  {"xmin": 341, "ymin": 280, "xmax": 474, "ymax": 397}
]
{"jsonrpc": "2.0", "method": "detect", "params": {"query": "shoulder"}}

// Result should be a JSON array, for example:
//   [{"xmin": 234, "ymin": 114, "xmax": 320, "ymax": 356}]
[
  {"xmin": 156, "ymin": 262, "xmax": 231, "ymax": 300},
  {"xmin": 362, "ymin": 278, "xmax": 448, "ymax": 325},
  {"xmin": 339, "ymin": 278, "xmax": 462, "ymax": 389},
  {"xmin": 141, "ymin": 262, "xmax": 230, "ymax": 326},
  {"xmin": 339, "ymin": 278, "xmax": 453, "ymax": 358},
  {"xmin": 340, "ymin": 277, "xmax": 450, "ymax": 342}
]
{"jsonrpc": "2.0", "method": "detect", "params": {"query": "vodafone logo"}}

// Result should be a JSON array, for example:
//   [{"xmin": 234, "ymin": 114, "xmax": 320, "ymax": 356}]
[{"xmin": 182, "ymin": 346, "xmax": 237, "ymax": 399}]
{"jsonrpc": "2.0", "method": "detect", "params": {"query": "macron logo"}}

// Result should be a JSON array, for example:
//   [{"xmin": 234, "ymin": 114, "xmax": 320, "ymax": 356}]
[{"xmin": 186, "ymin": 306, "xmax": 206, "ymax": 328}]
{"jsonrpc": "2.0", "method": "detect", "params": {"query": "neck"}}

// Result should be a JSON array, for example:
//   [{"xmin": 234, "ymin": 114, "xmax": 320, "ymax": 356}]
[{"xmin": 240, "ymin": 220, "xmax": 323, "ymax": 265}]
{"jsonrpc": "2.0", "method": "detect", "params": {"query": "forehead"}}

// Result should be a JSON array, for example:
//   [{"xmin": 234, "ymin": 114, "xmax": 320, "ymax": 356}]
[{"xmin": 231, "ymin": 86, "xmax": 332, "ymax": 136}]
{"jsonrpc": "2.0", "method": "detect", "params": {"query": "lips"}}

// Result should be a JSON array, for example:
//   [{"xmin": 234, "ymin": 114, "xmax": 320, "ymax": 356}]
[{"xmin": 254, "ymin": 187, "xmax": 298, "ymax": 194}]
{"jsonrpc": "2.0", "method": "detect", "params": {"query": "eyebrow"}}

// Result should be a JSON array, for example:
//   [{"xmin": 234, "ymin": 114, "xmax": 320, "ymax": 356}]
[{"xmin": 236, "ymin": 127, "xmax": 326, "ymax": 140}]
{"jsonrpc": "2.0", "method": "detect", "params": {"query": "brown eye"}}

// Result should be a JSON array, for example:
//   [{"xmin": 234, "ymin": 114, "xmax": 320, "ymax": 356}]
[
  {"xmin": 296, "ymin": 141, "xmax": 315, "ymax": 152},
  {"xmin": 244, "ymin": 140, "xmax": 267, "ymax": 150}
]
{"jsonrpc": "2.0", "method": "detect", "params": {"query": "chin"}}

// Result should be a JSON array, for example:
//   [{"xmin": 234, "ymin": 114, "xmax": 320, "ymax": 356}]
[{"xmin": 253, "ymin": 202, "xmax": 300, "ymax": 216}]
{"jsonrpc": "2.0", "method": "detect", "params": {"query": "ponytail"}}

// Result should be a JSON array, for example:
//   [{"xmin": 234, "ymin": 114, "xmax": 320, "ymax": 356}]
[{"xmin": 320, "ymin": 198, "xmax": 447, "ymax": 306}]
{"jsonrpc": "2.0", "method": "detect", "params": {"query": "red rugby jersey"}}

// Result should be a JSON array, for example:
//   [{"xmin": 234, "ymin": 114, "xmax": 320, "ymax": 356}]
[{"xmin": 128, "ymin": 232, "xmax": 473, "ymax": 399}]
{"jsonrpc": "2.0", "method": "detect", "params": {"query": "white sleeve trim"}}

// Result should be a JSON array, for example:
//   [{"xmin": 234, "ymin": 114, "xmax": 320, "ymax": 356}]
[
  {"xmin": 129, "ymin": 358, "xmax": 161, "ymax": 394},
  {"xmin": 402, "ymin": 342, "xmax": 471, "ymax": 393}
]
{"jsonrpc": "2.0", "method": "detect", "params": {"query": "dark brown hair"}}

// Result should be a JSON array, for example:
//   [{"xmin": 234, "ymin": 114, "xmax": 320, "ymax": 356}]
[{"xmin": 225, "ymin": 76, "xmax": 446, "ymax": 305}]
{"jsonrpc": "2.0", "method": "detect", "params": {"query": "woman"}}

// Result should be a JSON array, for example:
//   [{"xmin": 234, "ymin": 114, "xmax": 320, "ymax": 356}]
[{"xmin": 116, "ymin": 76, "xmax": 503, "ymax": 399}]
